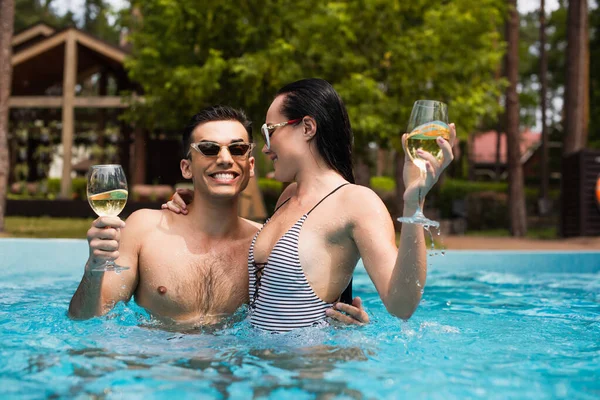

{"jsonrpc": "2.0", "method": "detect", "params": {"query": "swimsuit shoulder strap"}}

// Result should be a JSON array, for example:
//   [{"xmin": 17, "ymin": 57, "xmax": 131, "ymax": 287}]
[
  {"xmin": 273, "ymin": 197, "xmax": 292, "ymax": 214},
  {"xmin": 306, "ymin": 183, "xmax": 351, "ymax": 216}
]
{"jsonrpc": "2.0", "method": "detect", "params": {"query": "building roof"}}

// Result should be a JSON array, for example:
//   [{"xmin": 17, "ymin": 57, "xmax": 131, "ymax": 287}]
[
  {"xmin": 12, "ymin": 22, "xmax": 56, "ymax": 51},
  {"xmin": 11, "ymin": 25, "xmax": 130, "ymax": 96},
  {"xmin": 472, "ymin": 129, "xmax": 541, "ymax": 165}
]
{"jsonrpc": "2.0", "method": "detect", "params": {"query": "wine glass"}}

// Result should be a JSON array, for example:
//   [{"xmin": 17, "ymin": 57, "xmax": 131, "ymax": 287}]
[
  {"xmin": 86, "ymin": 164, "xmax": 129, "ymax": 272},
  {"xmin": 397, "ymin": 100, "xmax": 450, "ymax": 228}
]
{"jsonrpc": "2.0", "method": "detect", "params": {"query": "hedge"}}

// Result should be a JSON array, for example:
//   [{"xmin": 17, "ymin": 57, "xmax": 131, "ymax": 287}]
[
  {"xmin": 9, "ymin": 178, "xmax": 88, "ymax": 200},
  {"xmin": 435, "ymin": 178, "xmax": 560, "ymax": 219},
  {"xmin": 47, "ymin": 178, "xmax": 88, "ymax": 200}
]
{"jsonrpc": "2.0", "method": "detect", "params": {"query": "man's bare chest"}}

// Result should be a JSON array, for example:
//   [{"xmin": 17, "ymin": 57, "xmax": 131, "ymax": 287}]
[{"xmin": 134, "ymin": 238, "xmax": 250, "ymax": 322}]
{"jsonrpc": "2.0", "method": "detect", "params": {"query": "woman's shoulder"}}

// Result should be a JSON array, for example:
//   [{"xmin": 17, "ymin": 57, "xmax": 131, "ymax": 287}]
[
  {"xmin": 339, "ymin": 184, "xmax": 389, "ymax": 215},
  {"xmin": 342, "ymin": 183, "xmax": 384, "ymax": 202}
]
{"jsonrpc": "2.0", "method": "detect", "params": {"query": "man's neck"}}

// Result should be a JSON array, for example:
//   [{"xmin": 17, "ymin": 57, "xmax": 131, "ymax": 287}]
[{"xmin": 186, "ymin": 192, "xmax": 241, "ymax": 237}]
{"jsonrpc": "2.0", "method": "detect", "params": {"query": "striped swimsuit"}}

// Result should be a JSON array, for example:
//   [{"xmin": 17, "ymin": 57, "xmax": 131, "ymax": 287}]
[{"xmin": 248, "ymin": 184, "xmax": 350, "ymax": 332}]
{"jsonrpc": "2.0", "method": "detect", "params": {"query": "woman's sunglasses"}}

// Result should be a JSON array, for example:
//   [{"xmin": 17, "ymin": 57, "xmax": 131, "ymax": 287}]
[
  {"xmin": 260, "ymin": 119, "xmax": 301, "ymax": 150},
  {"xmin": 188, "ymin": 141, "xmax": 254, "ymax": 158}
]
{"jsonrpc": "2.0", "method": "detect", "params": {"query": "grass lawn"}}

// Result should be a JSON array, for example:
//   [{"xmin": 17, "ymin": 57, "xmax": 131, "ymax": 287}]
[{"xmin": 4, "ymin": 217, "xmax": 94, "ymax": 238}]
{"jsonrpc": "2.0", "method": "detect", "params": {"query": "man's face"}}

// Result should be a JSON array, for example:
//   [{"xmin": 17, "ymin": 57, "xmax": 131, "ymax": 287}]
[{"xmin": 181, "ymin": 120, "xmax": 255, "ymax": 200}]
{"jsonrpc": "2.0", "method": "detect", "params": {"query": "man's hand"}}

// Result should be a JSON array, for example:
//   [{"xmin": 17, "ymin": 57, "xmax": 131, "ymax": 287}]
[
  {"xmin": 161, "ymin": 188, "xmax": 194, "ymax": 215},
  {"xmin": 326, "ymin": 297, "xmax": 370, "ymax": 325},
  {"xmin": 87, "ymin": 217, "xmax": 126, "ymax": 270}
]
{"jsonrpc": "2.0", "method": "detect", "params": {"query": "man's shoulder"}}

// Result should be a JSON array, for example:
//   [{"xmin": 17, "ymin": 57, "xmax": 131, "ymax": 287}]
[{"xmin": 123, "ymin": 208, "xmax": 166, "ymax": 231}]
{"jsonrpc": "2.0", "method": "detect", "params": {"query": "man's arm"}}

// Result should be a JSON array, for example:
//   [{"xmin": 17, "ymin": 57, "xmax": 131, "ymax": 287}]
[{"xmin": 68, "ymin": 214, "xmax": 141, "ymax": 319}]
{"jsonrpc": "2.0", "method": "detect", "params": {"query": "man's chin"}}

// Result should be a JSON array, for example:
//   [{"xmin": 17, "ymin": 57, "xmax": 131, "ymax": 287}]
[{"xmin": 206, "ymin": 187, "xmax": 243, "ymax": 200}]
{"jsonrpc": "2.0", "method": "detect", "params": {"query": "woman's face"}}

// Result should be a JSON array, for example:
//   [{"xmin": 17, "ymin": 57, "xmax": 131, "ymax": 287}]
[{"xmin": 262, "ymin": 95, "xmax": 305, "ymax": 182}]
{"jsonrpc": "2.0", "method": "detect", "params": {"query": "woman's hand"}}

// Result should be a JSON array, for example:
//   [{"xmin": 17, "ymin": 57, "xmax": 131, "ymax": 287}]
[
  {"xmin": 161, "ymin": 188, "xmax": 194, "ymax": 214},
  {"xmin": 402, "ymin": 123, "xmax": 456, "ymax": 209},
  {"xmin": 326, "ymin": 297, "xmax": 370, "ymax": 325}
]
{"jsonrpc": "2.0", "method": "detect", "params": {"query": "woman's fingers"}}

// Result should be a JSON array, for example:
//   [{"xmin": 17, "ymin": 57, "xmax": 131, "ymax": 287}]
[
  {"xmin": 172, "ymin": 192, "xmax": 188, "ymax": 211},
  {"xmin": 417, "ymin": 149, "xmax": 440, "ymax": 171},
  {"xmin": 176, "ymin": 188, "xmax": 194, "ymax": 205},
  {"xmin": 161, "ymin": 201, "xmax": 178, "ymax": 213},
  {"xmin": 326, "ymin": 308, "xmax": 363, "ymax": 325},
  {"xmin": 326, "ymin": 298, "xmax": 370, "ymax": 325},
  {"xmin": 449, "ymin": 123, "xmax": 457, "ymax": 146},
  {"xmin": 162, "ymin": 200, "xmax": 185, "ymax": 214},
  {"xmin": 438, "ymin": 140, "xmax": 454, "ymax": 170},
  {"xmin": 350, "ymin": 297, "xmax": 370, "ymax": 324}
]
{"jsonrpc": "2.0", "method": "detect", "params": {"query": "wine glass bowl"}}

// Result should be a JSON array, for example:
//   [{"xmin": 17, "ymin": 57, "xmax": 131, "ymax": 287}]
[{"xmin": 398, "ymin": 100, "xmax": 449, "ymax": 228}]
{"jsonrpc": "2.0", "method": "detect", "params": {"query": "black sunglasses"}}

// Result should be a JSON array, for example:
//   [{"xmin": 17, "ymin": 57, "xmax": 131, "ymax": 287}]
[{"xmin": 189, "ymin": 141, "xmax": 254, "ymax": 158}]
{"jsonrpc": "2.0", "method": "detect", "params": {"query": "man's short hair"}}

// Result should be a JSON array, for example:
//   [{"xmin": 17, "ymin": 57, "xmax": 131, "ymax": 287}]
[{"xmin": 182, "ymin": 105, "xmax": 253, "ymax": 157}]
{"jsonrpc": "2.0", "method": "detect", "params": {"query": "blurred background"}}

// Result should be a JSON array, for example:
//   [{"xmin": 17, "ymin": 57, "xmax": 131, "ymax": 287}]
[{"xmin": 0, "ymin": 0, "xmax": 598, "ymax": 241}]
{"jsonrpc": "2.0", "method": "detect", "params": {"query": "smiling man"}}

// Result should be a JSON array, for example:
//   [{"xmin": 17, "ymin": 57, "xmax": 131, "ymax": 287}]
[{"xmin": 69, "ymin": 106, "xmax": 262, "ymax": 326}]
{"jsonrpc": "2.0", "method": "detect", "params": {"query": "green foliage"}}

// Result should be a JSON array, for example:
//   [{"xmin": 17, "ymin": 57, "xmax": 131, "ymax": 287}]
[
  {"xmin": 124, "ymin": 0, "xmax": 506, "ymax": 148},
  {"xmin": 370, "ymin": 176, "xmax": 395, "ymax": 192},
  {"xmin": 47, "ymin": 178, "xmax": 88, "ymax": 200},
  {"xmin": 14, "ymin": 0, "xmax": 75, "ymax": 32},
  {"xmin": 82, "ymin": 0, "xmax": 121, "ymax": 44},
  {"xmin": 516, "ymin": 0, "xmax": 600, "ymax": 148},
  {"xmin": 14, "ymin": 0, "xmax": 120, "ymax": 45},
  {"xmin": 257, "ymin": 178, "xmax": 283, "ymax": 193},
  {"xmin": 258, "ymin": 178, "xmax": 283, "ymax": 214},
  {"xmin": 436, "ymin": 178, "xmax": 560, "ymax": 218}
]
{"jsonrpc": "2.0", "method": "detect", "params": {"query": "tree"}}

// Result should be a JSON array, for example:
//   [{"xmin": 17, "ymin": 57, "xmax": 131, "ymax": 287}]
[
  {"xmin": 124, "ymin": 0, "xmax": 506, "ymax": 214},
  {"xmin": 505, "ymin": 0, "xmax": 527, "ymax": 236},
  {"xmin": 0, "ymin": 0, "xmax": 15, "ymax": 232},
  {"xmin": 539, "ymin": 0, "xmax": 550, "ymax": 213},
  {"xmin": 563, "ymin": 0, "xmax": 589, "ymax": 155},
  {"xmin": 589, "ymin": 3, "xmax": 600, "ymax": 148},
  {"xmin": 83, "ymin": 0, "xmax": 120, "ymax": 44},
  {"xmin": 14, "ymin": 0, "xmax": 75, "ymax": 32}
]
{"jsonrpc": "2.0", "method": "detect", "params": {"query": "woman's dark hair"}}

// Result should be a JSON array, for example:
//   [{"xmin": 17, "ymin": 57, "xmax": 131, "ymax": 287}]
[
  {"xmin": 182, "ymin": 105, "xmax": 252, "ymax": 157},
  {"xmin": 276, "ymin": 78, "xmax": 355, "ymax": 184},
  {"xmin": 277, "ymin": 79, "xmax": 355, "ymax": 304}
]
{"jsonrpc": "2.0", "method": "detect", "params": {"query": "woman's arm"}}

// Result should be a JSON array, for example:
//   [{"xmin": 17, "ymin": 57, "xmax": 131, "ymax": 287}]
[{"xmin": 350, "ymin": 125, "xmax": 455, "ymax": 319}]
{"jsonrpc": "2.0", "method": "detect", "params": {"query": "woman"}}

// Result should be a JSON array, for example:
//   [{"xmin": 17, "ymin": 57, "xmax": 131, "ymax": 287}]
[{"xmin": 166, "ymin": 78, "xmax": 455, "ymax": 332}]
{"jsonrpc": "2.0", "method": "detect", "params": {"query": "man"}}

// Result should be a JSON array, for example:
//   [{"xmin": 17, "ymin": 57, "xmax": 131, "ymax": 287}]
[{"xmin": 69, "ymin": 106, "xmax": 366, "ymax": 328}]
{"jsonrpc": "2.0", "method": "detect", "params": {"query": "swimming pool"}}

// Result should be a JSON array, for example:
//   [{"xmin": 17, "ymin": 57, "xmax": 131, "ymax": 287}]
[{"xmin": 1, "ymin": 238, "xmax": 599, "ymax": 399}]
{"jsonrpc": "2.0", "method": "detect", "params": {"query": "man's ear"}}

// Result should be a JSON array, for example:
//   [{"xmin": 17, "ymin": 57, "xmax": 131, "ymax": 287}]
[
  {"xmin": 249, "ymin": 156, "xmax": 255, "ymax": 178},
  {"xmin": 181, "ymin": 158, "xmax": 193, "ymax": 180},
  {"xmin": 302, "ymin": 116, "xmax": 317, "ymax": 141}
]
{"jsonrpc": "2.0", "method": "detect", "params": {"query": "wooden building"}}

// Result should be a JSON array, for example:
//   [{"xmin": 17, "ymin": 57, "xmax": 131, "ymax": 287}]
[{"xmin": 8, "ymin": 23, "xmax": 267, "ymax": 221}]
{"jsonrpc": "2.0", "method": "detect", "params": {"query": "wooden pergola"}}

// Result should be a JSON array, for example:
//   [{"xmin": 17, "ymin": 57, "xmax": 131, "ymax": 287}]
[
  {"xmin": 9, "ymin": 23, "xmax": 141, "ymax": 198},
  {"xmin": 8, "ymin": 23, "xmax": 267, "ymax": 220}
]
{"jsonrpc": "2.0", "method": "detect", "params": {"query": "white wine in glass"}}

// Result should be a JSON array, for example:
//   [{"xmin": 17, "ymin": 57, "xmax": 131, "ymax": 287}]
[
  {"xmin": 87, "ymin": 164, "xmax": 129, "ymax": 272},
  {"xmin": 398, "ymin": 100, "xmax": 449, "ymax": 228}
]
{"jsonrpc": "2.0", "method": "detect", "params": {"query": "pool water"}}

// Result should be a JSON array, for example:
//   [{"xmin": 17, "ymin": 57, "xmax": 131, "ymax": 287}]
[{"xmin": 1, "ymin": 239, "xmax": 599, "ymax": 399}]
